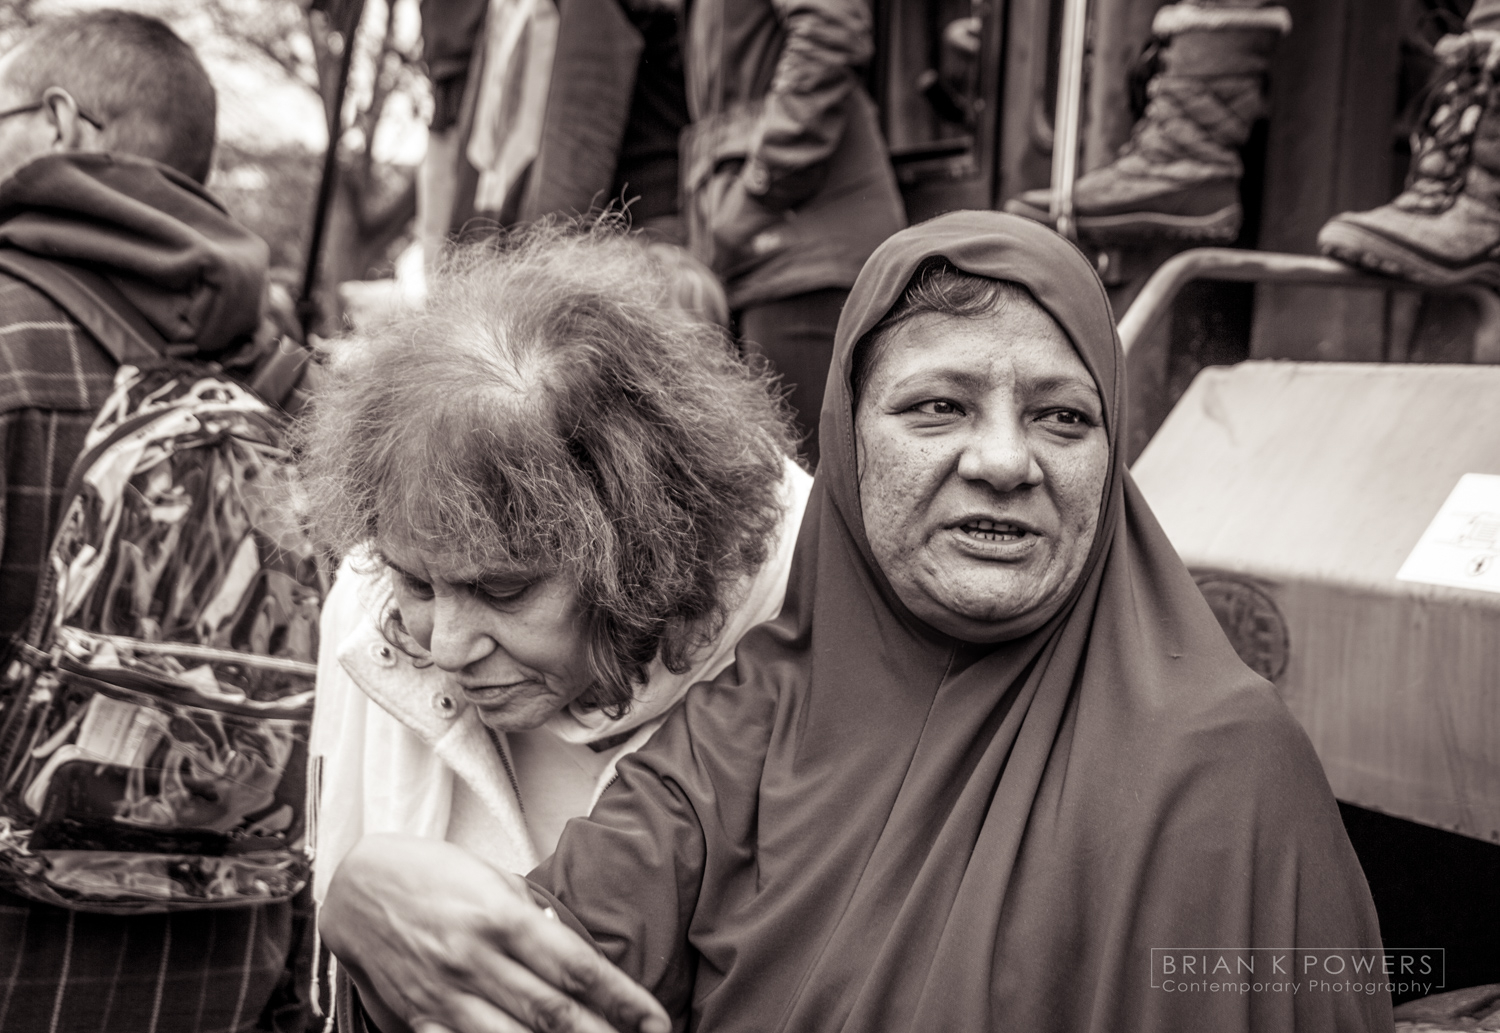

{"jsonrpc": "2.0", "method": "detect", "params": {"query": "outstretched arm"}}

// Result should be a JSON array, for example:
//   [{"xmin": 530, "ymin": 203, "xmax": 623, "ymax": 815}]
[{"xmin": 320, "ymin": 834, "xmax": 671, "ymax": 1033}]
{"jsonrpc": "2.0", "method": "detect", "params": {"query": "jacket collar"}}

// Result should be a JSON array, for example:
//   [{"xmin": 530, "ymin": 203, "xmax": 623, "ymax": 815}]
[{"xmin": 337, "ymin": 615, "xmax": 536, "ymax": 868}]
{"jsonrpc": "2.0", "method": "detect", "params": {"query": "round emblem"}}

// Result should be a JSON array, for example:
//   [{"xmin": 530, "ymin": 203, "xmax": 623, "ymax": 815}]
[{"xmin": 1193, "ymin": 574, "xmax": 1290, "ymax": 684}]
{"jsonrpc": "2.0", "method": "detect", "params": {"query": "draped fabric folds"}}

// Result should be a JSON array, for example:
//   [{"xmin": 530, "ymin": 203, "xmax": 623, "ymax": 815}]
[
  {"xmin": 532, "ymin": 212, "xmax": 1392, "ymax": 1033},
  {"xmin": 466, "ymin": 0, "xmax": 559, "ymax": 213}
]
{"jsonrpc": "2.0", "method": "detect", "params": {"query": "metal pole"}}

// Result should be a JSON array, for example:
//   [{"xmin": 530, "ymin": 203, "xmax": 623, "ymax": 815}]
[
  {"xmin": 1049, "ymin": 0, "xmax": 1090, "ymax": 241},
  {"xmin": 298, "ymin": 0, "xmax": 368, "ymax": 340}
]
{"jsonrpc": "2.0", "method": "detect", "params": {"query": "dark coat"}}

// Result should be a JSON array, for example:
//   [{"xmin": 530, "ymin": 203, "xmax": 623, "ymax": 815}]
[
  {"xmin": 516, "ymin": 0, "xmax": 689, "ymax": 233},
  {"xmin": 681, "ymin": 0, "xmax": 907, "ymax": 309}
]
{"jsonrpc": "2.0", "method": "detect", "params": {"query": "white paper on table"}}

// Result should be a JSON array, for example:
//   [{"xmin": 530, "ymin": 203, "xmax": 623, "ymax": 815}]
[{"xmin": 1397, "ymin": 473, "xmax": 1500, "ymax": 594}]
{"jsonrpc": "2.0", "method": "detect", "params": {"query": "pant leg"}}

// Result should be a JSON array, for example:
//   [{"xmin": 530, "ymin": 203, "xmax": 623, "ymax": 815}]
[
  {"xmin": 737, "ymin": 287, "xmax": 849, "ymax": 470},
  {"xmin": 1471, "ymin": 0, "xmax": 1500, "ymax": 32},
  {"xmin": 0, "ymin": 887, "xmax": 294, "ymax": 1033}
]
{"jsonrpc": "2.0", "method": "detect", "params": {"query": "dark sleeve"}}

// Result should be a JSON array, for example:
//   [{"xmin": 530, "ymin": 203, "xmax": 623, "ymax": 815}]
[
  {"xmin": 528, "ymin": 667, "xmax": 779, "ymax": 1026},
  {"xmin": 517, "ymin": 0, "xmax": 644, "ymax": 222},
  {"xmin": 742, "ymin": 0, "xmax": 874, "ymax": 210},
  {"xmin": 334, "ymin": 966, "xmax": 396, "ymax": 1033},
  {"xmin": 419, "ymin": 0, "xmax": 490, "ymax": 81}
]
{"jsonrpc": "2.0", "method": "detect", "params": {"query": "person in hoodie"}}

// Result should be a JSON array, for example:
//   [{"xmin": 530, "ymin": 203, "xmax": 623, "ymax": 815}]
[{"xmin": 0, "ymin": 12, "xmax": 300, "ymax": 1033}]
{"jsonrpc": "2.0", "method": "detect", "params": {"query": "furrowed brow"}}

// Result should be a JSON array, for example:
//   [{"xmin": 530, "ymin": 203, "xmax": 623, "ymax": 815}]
[{"xmin": 1023, "ymin": 372, "xmax": 1100, "ymax": 398}]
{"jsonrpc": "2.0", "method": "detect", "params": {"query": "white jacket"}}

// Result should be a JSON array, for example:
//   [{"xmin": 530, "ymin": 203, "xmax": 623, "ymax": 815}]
[{"xmin": 309, "ymin": 459, "xmax": 812, "ymax": 901}]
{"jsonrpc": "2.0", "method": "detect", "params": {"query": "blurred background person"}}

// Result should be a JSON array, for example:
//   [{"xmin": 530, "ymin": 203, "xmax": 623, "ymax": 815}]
[
  {"xmin": 413, "ymin": 0, "xmax": 488, "ymax": 274},
  {"xmin": 417, "ymin": 0, "xmax": 692, "ymax": 255},
  {"xmin": 681, "ymin": 0, "xmax": 905, "ymax": 467}
]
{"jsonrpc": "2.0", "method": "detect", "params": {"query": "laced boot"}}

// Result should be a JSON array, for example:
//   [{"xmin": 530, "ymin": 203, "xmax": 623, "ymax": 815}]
[
  {"xmin": 1005, "ymin": 2, "xmax": 1291, "ymax": 243},
  {"xmin": 1319, "ymin": 31, "xmax": 1500, "ymax": 287}
]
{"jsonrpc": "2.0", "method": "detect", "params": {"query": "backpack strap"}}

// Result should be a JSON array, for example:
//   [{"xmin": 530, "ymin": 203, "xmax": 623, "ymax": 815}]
[
  {"xmin": 0, "ymin": 252, "xmax": 163, "ymax": 658},
  {"xmin": 249, "ymin": 336, "xmax": 315, "ymax": 415},
  {"xmin": 0, "ymin": 250, "xmax": 169, "ymax": 365}
]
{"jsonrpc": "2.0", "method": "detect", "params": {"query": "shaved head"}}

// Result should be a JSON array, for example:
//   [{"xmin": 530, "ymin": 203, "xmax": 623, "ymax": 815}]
[{"xmin": 1, "ymin": 10, "xmax": 216, "ymax": 182}]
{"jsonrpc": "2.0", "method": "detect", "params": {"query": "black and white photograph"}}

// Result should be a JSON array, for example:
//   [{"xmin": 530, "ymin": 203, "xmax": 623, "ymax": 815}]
[{"xmin": 0, "ymin": 0, "xmax": 1494, "ymax": 1030}]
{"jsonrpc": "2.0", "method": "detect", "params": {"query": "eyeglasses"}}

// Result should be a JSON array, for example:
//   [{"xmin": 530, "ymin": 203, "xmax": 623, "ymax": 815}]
[{"xmin": 0, "ymin": 100, "xmax": 104, "ymax": 131}]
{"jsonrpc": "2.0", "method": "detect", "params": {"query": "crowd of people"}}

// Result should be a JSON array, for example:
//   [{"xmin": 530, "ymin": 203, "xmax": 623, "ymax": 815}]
[{"xmin": 4, "ymin": 0, "xmax": 1496, "ymax": 1030}]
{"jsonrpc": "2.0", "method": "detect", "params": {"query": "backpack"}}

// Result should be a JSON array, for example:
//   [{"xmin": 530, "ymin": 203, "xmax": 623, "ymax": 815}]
[{"xmin": 0, "ymin": 252, "xmax": 324, "ymax": 913}]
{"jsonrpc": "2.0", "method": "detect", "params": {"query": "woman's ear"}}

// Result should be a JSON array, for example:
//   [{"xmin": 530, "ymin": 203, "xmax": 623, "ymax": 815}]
[{"xmin": 40, "ymin": 86, "xmax": 94, "ymax": 152}]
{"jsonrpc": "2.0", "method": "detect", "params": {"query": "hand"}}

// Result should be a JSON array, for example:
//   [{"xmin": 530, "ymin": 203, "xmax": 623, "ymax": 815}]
[
  {"xmin": 704, "ymin": 171, "xmax": 783, "ymax": 277},
  {"xmin": 320, "ymin": 834, "xmax": 671, "ymax": 1033},
  {"xmin": 942, "ymin": 16, "xmax": 982, "ymax": 57}
]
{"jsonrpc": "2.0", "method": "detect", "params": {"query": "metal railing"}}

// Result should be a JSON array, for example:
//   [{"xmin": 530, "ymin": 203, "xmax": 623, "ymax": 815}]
[{"xmin": 1117, "ymin": 248, "xmax": 1500, "ymax": 361}]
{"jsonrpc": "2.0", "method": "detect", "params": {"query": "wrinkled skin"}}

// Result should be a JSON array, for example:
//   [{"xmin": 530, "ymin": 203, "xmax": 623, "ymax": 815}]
[
  {"xmin": 379, "ymin": 542, "xmax": 595, "ymax": 733},
  {"xmin": 855, "ymin": 303, "xmax": 1109, "ymax": 642},
  {"xmin": 322, "ymin": 834, "xmax": 670, "ymax": 1033}
]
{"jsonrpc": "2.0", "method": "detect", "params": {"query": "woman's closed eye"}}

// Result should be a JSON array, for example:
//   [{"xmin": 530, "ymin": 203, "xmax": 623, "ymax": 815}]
[
  {"xmin": 393, "ymin": 568, "xmax": 435, "ymax": 600},
  {"xmin": 472, "ymin": 580, "xmax": 531, "ymax": 606}
]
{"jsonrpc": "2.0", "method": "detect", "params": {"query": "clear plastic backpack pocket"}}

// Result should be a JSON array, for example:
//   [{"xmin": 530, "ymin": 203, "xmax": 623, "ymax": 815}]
[{"xmin": 0, "ymin": 629, "xmax": 312, "ymax": 913}]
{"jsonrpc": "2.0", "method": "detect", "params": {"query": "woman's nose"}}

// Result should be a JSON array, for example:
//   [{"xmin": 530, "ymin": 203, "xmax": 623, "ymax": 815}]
[
  {"xmin": 957, "ymin": 412, "xmax": 1042, "ymax": 492},
  {"xmin": 424, "ymin": 595, "xmax": 497, "ymax": 673}
]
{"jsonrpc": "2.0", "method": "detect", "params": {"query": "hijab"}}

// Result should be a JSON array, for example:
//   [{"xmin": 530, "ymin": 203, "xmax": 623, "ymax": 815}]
[{"xmin": 537, "ymin": 212, "xmax": 1392, "ymax": 1033}]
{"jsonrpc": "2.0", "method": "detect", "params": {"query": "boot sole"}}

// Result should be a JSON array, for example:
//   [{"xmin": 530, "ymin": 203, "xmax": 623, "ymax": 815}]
[
  {"xmin": 1319, "ymin": 221, "xmax": 1500, "ymax": 290},
  {"xmin": 1003, "ymin": 200, "xmax": 1242, "ymax": 245}
]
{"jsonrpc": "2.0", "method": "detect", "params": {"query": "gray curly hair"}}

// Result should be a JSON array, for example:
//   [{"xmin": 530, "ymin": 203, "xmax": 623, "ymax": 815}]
[{"xmin": 295, "ymin": 224, "xmax": 797, "ymax": 714}]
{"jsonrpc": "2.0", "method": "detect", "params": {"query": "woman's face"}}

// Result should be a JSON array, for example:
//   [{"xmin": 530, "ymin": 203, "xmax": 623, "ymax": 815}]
[
  {"xmin": 378, "ymin": 543, "xmax": 595, "ymax": 732},
  {"xmin": 854, "ymin": 300, "xmax": 1110, "ymax": 642}
]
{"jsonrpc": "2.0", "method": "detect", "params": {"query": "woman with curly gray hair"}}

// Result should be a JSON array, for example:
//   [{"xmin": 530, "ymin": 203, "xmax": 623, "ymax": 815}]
[{"xmin": 299, "ymin": 227, "xmax": 808, "ymax": 942}]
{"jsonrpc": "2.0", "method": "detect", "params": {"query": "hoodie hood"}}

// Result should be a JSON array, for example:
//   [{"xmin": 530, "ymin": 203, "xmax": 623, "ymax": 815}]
[{"xmin": 0, "ymin": 152, "xmax": 268, "ymax": 358}]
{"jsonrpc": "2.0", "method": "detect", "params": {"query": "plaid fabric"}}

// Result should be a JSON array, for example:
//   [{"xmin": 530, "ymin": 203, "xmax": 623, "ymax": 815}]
[
  {"xmin": 0, "ymin": 271, "xmax": 116, "ymax": 641},
  {"xmin": 0, "ymin": 889, "xmax": 296, "ymax": 1033},
  {"xmin": 0, "ymin": 271, "xmax": 305, "ymax": 1033}
]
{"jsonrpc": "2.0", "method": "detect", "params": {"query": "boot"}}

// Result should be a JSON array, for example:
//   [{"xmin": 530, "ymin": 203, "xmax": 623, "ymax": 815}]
[
  {"xmin": 1318, "ymin": 31, "xmax": 1500, "ymax": 287},
  {"xmin": 1005, "ymin": 2, "xmax": 1291, "ymax": 243}
]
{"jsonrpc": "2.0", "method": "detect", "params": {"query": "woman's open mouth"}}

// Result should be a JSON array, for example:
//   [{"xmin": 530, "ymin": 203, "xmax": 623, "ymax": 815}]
[{"xmin": 960, "ymin": 519, "xmax": 1029, "ymax": 542}]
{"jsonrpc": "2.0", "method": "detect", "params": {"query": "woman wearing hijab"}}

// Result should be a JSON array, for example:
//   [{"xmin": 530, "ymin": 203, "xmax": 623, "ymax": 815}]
[{"xmin": 320, "ymin": 212, "xmax": 1392, "ymax": 1033}]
